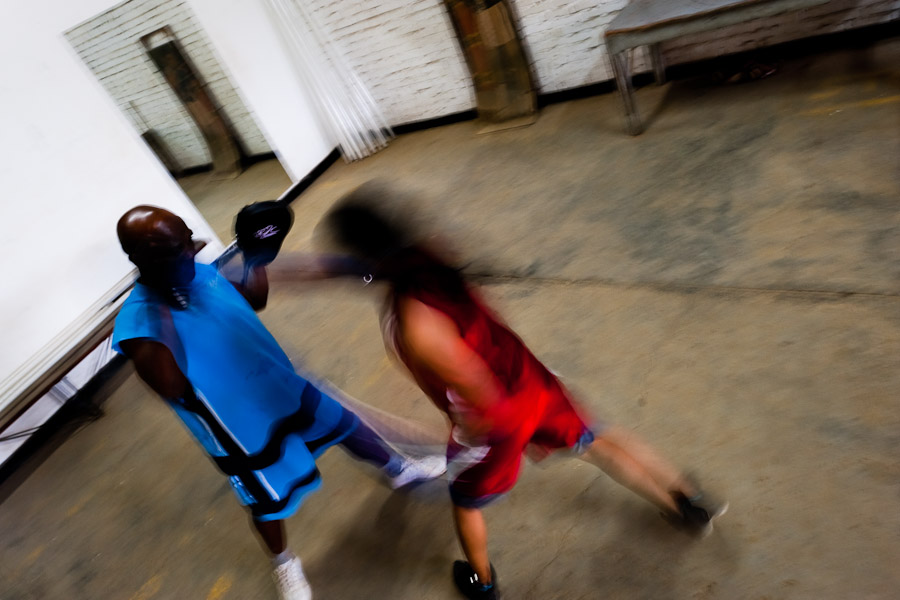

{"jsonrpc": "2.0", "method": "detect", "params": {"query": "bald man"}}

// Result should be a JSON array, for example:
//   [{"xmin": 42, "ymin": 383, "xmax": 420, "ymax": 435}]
[{"xmin": 112, "ymin": 206, "xmax": 445, "ymax": 600}]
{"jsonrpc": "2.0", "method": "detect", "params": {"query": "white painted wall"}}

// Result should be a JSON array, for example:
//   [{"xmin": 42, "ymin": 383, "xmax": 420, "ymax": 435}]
[
  {"xmin": 187, "ymin": 0, "xmax": 335, "ymax": 182},
  {"xmin": 0, "ymin": 0, "xmax": 223, "ymax": 411},
  {"xmin": 67, "ymin": 0, "xmax": 273, "ymax": 170}
]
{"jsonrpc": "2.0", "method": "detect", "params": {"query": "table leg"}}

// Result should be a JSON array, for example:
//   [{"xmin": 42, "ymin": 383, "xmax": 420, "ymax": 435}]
[
  {"xmin": 611, "ymin": 49, "xmax": 642, "ymax": 135},
  {"xmin": 651, "ymin": 43, "xmax": 666, "ymax": 84}
]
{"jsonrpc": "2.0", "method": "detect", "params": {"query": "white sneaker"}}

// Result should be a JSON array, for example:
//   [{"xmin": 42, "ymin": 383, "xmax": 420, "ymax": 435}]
[
  {"xmin": 273, "ymin": 555, "xmax": 312, "ymax": 600},
  {"xmin": 390, "ymin": 454, "xmax": 447, "ymax": 489}
]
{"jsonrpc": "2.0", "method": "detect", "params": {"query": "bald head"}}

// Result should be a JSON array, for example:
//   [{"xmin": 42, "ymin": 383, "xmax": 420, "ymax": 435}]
[
  {"xmin": 118, "ymin": 205, "xmax": 198, "ymax": 290},
  {"xmin": 117, "ymin": 205, "xmax": 191, "ymax": 255}
]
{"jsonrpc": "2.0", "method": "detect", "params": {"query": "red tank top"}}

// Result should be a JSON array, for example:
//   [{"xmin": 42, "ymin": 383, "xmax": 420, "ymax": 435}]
[{"xmin": 383, "ymin": 285, "xmax": 557, "ymax": 418}]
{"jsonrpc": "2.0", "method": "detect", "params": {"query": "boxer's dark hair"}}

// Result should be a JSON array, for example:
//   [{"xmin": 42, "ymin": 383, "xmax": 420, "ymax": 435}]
[{"xmin": 325, "ymin": 199, "xmax": 468, "ymax": 303}]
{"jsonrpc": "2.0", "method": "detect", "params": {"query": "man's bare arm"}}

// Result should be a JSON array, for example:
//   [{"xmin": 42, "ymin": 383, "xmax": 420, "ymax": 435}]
[
  {"xmin": 228, "ymin": 263, "xmax": 270, "ymax": 311},
  {"xmin": 265, "ymin": 253, "xmax": 369, "ymax": 283},
  {"xmin": 225, "ymin": 253, "xmax": 367, "ymax": 312},
  {"xmin": 119, "ymin": 338, "xmax": 190, "ymax": 400}
]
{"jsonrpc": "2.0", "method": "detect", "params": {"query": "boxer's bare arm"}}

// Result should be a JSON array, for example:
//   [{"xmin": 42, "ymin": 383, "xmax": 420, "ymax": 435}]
[{"xmin": 119, "ymin": 338, "xmax": 189, "ymax": 400}]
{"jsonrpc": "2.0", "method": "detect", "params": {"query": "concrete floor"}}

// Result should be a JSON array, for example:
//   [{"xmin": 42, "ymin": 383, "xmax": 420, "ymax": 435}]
[{"xmin": 2, "ymin": 38, "xmax": 899, "ymax": 600}]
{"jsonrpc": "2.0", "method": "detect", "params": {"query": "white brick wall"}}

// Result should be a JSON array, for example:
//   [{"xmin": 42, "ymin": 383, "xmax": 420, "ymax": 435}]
[
  {"xmin": 66, "ymin": 0, "xmax": 271, "ymax": 170},
  {"xmin": 305, "ymin": 0, "xmax": 476, "ymax": 126},
  {"xmin": 66, "ymin": 0, "xmax": 899, "ymax": 140},
  {"xmin": 512, "ymin": 0, "xmax": 629, "ymax": 91},
  {"xmin": 298, "ymin": 0, "xmax": 897, "ymax": 125}
]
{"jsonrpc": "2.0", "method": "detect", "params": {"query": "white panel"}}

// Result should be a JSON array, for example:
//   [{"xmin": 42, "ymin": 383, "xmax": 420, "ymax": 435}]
[
  {"xmin": 187, "ymin": 0, "xmax": 334, "ymax": 181},
  {"xmin": 0, "ymin": 0, "xmax": 223, "ymax": 419}
]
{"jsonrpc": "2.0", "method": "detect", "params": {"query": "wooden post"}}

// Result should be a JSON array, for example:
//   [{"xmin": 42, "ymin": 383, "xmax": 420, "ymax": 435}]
[
  {"xmin": 141, "ymin": 28, "xmax": 243, "ymax": 179},
  {"xmin": 443, "ymin": 0, "xmax": 537, "ymax": 124}
]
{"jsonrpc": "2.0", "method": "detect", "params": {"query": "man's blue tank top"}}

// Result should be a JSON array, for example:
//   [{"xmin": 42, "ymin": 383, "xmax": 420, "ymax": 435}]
[{"xmin": 112, "ymin": 263, "xmax": 356, "ymax": 520}]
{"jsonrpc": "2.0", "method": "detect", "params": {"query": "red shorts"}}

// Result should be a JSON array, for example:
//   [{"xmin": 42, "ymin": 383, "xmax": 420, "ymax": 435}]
[{"xmin": 447, "ymin": 378, "xmax": 594, "ymax": 507}]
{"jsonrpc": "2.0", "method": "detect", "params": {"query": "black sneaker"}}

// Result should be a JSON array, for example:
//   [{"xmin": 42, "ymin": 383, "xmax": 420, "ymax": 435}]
[
  {"xmin": 452, "ymin": 560, "xmax": 500, "ymax": 600},
  {"xmin": 669, "ymin": 492, "xmax": 728, "ymax": 538}
]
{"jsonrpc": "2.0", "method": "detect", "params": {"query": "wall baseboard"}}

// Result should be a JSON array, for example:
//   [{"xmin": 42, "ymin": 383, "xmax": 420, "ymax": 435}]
[
  {"xmin": 392, "ymin": 110, "xmax": 479, "ymax": 135},
  {"xmin": 278, "ymin": 148, "xmax": 342, "ymax": 205}
]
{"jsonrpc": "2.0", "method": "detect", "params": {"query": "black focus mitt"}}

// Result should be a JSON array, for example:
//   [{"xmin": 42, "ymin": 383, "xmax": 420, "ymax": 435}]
[{"xmin": 234, "ymin": 200, "xmax": 294, "ymax": 266}]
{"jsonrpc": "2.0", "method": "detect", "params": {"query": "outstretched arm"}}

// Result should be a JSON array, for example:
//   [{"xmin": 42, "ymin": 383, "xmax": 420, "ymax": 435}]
[
  {"xmin": 226, "ymin": 253, "xmax": 367, "ymax": 312},
  {"xmin": 265, "ymin": 253, "xmax": 370, "ymax": 283}
]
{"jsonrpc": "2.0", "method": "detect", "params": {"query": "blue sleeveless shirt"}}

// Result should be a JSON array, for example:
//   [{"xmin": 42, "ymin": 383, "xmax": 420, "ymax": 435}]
[{"xmin": 112, "ymin": 263, "xmax": 357, "ymax": 520}]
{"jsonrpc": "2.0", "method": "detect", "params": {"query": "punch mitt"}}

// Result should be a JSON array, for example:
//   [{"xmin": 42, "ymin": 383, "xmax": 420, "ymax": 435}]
[{"xmin": 234, "ymin": 200, "xmax": 294, "ymax": 266}]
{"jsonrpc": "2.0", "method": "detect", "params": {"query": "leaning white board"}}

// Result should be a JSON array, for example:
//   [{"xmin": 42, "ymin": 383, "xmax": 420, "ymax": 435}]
[{"xmin": 0, "ymin": 0, "xmax": 223, "ymax": 423}]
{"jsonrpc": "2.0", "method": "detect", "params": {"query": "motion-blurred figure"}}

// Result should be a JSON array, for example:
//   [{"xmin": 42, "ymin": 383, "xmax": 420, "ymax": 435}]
[
  {"xmin": 112, "ymin": 205, "xmax": 445, "ymax": 600},
  {"xmin": 321, "ymin": 188, "xmax": 725, "ymax": 599}
]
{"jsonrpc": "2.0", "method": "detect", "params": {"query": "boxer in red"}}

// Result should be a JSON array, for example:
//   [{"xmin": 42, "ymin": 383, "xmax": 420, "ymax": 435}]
[{"xmin": 319, "ymin": 190, "xmax": 725, "ymax": 599}]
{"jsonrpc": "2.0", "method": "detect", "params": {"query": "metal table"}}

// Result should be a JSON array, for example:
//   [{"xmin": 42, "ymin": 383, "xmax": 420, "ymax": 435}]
[{"xmin": 605, "ymin": 0, "xmax": 832, "ymax": 134}]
